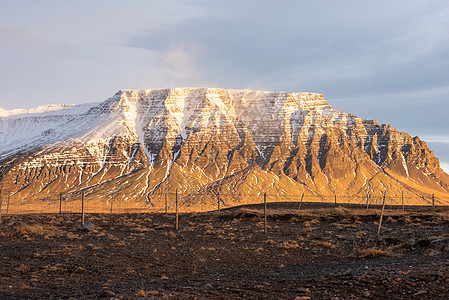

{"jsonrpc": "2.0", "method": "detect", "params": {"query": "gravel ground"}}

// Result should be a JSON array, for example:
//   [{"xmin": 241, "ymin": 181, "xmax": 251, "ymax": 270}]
[{"xmin": 0, "ymin": 205, "xmax": 448, "ymax": 299}]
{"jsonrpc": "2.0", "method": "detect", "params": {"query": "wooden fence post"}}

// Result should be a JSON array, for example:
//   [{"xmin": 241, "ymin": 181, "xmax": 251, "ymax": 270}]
[
  {"xmin": 0, "ymin": 190, "xmax": 3, "ymax": 223},
  {"xmin": 110, "ymin": 194, "xmax": 114, "ymax": 214},
  {"xmin": 59, "ymin": 193, "xmax": 63, "ymax": 214},
  {"xmin": 165, "ymin": 193, "xmax": 168, "ymax": 214},
  {"xmin": 6, "ymin": 191, "xmax": 10, "ymax": 215},
  {"xmin": 217, "ymin": 191, "xmax": 221, "ymax": 212},
  {"xmin": 377, "ymin": 190, "xmax": 387, "ymax": 235},
  {"xmin": 298, "ymin": 193, "xmax": 304, "ymax": 210},
  {"xmin": 334, "ymin": 195, "xmax": 337, "ymax": 206},
  {"xmin": 366, "ymin": 194, "xmax": 370, "ymax": 210},
  {"xmin": 175, "ymin": 189, "xmax": 179, "ymax": 231},
  {"xmin": 402, "ymin": 191, "xmax": 404, "ymax": 211},
  {"xmin": 264, "ymin": 192, "xmax": 267, "ymax": 234},
  {"xmin": 432, "ymin": 194, "xmax": 435, "ymax": 208},
  {"xmin": 81, "ymin": 190, "xmax": 85, "ymax": 226}
]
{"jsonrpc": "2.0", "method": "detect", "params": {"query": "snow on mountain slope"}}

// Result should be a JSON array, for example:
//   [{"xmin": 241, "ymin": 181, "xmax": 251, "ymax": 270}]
[
  {"xmin": 0, "ymin": 88, "xmax": 448, "ymax": 209},
  {"xmin": 0, "ymin": 103, "xmax": 100, "ymax": 158},
  {"xmin": 0, "ymin": 103, "xmax": 96, "ymax": 117},
  {"xmin": 0, "ymin": 93, "xmax": 148, "ymax": 161}
]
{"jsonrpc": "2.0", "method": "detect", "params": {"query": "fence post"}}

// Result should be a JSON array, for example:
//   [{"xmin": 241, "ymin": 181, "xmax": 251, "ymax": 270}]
[
  {"xmin": 264, "ymin": 192, "xmax": 267, "ymax": 234},
  {"xmin": 110, "ymin": 194, "xmax": 113, "ymax": 214},
  {"xmin": 432, "ymin": 194, "xmax": 435, "ymax": 208},
  {"xmin": 165, "ymin": 193, "xmax": 168, "ymax": 214},
  {"xmin": 366, "ymin": 194, "xmax": 369, "ymax": 210},
  {"xmin": 6, "ymin": 191, "xmax": 10, "ymax": 215},
  {"xmin": 217, "ymin": 191, "xmax": 221, "ymax": 212},
  {"xmin": 298, "ymin": 193, "xmax": 304, "ymax": 210},
  {"xmin": 0, "ymin": 190, "xmax": 3, "ymax": 223},
  {"xmin": 402, "ymin": 191, "xmax": 404, "ymax": 211},
  {"xmin": 81, "ymin": 190, "xmax": 85, "ymax": 226},
  {"xmin": 59, "ymin": 193, "xmax": 63, "ymax": 214},
  {"xmin": 334, "ymin": 195, "xmax": 337, "ymax": 206},
  {"xmin": 175, "ymin": 189, "xmax": 179, "ymax": 231},
  {"xmin": 377, "ymin": 190, "xmax": 387, "ymax": 235}
]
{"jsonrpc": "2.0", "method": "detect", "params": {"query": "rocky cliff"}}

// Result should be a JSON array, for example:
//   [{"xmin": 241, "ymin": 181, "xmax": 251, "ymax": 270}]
[{"xmin": 1, "ymin": 88, "xmax": 448, "ymax": 210}]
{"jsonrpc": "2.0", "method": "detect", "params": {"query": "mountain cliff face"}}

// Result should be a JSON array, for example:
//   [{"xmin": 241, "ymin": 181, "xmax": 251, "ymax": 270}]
[{"xmin": 1, "ymin": 88, "xmax": 448, "ymax": 210}]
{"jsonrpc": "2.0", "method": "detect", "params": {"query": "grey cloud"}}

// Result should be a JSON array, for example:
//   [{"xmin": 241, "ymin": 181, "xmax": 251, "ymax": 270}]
[
  {"xmin": 1, "ymin": 0, "xmax": 448, "ymax": 168},
  {"xmin": 127, "ymin": 1, "xmax": 449, "ymax": 95},
  {"xmin": 125, "ymin": 1, "xmax": 449, "ymax": 166}
]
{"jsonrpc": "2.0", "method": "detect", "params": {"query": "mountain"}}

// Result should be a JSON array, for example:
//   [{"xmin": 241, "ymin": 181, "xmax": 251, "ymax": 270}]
[{"xmin": 1, "ymin": 88, "xmax": 448, "ymax": 211}]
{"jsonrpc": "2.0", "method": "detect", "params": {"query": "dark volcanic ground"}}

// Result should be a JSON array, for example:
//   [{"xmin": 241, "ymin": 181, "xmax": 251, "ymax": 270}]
[{"xmin": 1, "ymin": 205, "xmax": 449, "ymax": 299}]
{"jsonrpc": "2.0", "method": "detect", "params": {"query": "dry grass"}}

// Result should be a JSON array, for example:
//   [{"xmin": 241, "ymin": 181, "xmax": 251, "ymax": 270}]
[
  {"xmin": 280, "ymin": 240, "xmax": 300, "ymax": 250},
  {"xmin": 311, "ymin": 240, "xmax": 336, "ymax": 249},
  {"xmin": 1, "ymin": 206, "xmax": 448, "ymax": 299},
  {"xmin": 222, "ymin": 224, "xmax": 233, "ymax": 230},
  {"xmin": 255, "ymin": 247, "xmax": 264, "ymax": 254},
  {"xmin": 333, "ymin": 206, "xmax": 354, "ymax": 215},
  {"xmin": 264, "ymin": 239, "xmax": 277, "ymax": 245},
  {"xmin": 301, "ymin": 227, "xmax": 313, "ymax": 235},
  {"xmin": 386, "ymin": 216, "xmax": 396, "ymax": 223},
  {"xmin": 137, "ymin": 289, "xmax": 146, "ymax": 297},
  {"xmin": 290, "ymin": 216, "xmax": 300, "ymax": 223},
  {"xmin": 354, "ymin": 247, "xmax": 392, "ymax": 258},
  {"xmin": 9, "ymin": 221, "xmax": 58, "ymax": 236}
]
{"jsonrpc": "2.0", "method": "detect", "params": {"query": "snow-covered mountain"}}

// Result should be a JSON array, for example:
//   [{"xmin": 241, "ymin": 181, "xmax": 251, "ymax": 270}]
[
  {"xmin": 0, "ymin": 103, "xmax": 100, "ymax": 158},
  {"xmin": 1, "ymin": 88, "xmax": 448, "ymax": 209}
]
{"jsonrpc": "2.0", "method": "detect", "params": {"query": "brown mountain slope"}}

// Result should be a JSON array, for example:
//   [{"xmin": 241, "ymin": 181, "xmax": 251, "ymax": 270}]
[{"xmin": 0, "ymin": 88, "xmax": 447, "ymax": 211}]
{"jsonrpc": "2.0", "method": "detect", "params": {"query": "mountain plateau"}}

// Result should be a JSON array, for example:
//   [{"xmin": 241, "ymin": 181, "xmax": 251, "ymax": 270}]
[{"xmin": 1, "ymin": 88, "xmax": 448, "ymax": 211}]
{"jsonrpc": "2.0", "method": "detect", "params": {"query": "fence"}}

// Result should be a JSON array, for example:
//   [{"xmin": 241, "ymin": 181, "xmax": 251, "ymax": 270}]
[{"xmin": 0, "ymin": 187, "xmax": 448, "ymax": 216}]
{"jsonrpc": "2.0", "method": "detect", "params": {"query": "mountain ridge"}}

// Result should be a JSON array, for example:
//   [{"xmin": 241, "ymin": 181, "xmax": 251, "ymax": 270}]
[{"xmin": 0, "ymin": 88, "xmax": 448, "ymax": 210}]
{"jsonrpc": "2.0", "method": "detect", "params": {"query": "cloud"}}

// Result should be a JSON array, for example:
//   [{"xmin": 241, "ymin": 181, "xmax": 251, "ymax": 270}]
[
  {"xmin": 0, "ymin": 0, "xmax": 448, "ymax": 128},
  {"xmin": 421, "ymin": 136, "xmax": 449, "ymax": 143},
  {"xmin": 0, "ymin": 1, "xmax": 215, "ymax": 108},
  {"xmin": 126, "ymin": 1, "xmax": 449, "ymax": 95},
  {"xmin": 0, "ymin": 1, "xmax": 448, "ymax": 176},
  {"xmin": 0, "ymin": 26, "xmax": 51, "ymax": 53},
  {"xmin": 155, "ymin": 43, "xmax": 204, "ymax": 86},
  {"xmin": 122, "ymin": 0, "xmax": 449, "ymax": 143}
]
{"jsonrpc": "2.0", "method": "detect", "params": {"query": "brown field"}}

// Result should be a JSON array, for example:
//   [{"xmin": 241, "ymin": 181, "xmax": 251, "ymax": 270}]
[{"xmin": 1, "ymin": 204, "xmax": 449, "ymax": 299}]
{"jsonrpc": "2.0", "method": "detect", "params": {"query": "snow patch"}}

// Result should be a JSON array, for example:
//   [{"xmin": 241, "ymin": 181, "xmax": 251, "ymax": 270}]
[{"xmin": 401, "ymin": 152, "xmax": 410, "ymax": 178}]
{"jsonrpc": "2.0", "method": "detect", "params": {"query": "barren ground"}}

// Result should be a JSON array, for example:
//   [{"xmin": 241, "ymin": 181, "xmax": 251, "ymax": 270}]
[{"xmin": 1, "ymin": 203, "xmax": 449, "ymax": 299}]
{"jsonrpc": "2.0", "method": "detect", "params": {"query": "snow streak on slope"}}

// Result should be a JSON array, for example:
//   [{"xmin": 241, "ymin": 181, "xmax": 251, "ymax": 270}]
[
  {"xmin": 0, "ymin": 95, "xmax": 138, "ymax": 159},
  {"xmin": 0, "ymin": 89, "xmax": 329, "ymax": 161},
  {"xmin": 0, "ymin": 103, "xmax": 98, "ymax": 158},
  {"xmin": 0, "ymin": 88, "xmax": 448, "ymax": 208},
  {"xmin": 0, "ymin": 103, "xmax": 95, "ymax": 117}
]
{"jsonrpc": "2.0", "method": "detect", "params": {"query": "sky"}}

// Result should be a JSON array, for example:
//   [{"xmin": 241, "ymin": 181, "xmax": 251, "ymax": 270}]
[{"xmin": 0, "ymin": 0, "xmax": 448, "ymax": 171}]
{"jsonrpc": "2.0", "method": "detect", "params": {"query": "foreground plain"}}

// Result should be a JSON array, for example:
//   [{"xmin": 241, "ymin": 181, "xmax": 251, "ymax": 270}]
[{"xmin": 1, "ymin": 204, "xmax": 449, "ymax": 299}]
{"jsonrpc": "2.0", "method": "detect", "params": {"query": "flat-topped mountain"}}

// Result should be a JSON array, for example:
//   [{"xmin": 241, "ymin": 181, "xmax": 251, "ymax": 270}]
[{"xmin": 1, "ymin": 88, "xmax": 448, "ymax": 210}]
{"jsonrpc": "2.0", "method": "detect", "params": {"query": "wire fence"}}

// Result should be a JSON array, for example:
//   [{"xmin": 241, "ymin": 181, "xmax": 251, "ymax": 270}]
[{"xmin": 1, "ymin": 187, "xmax": 448, "ymax": 216}]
